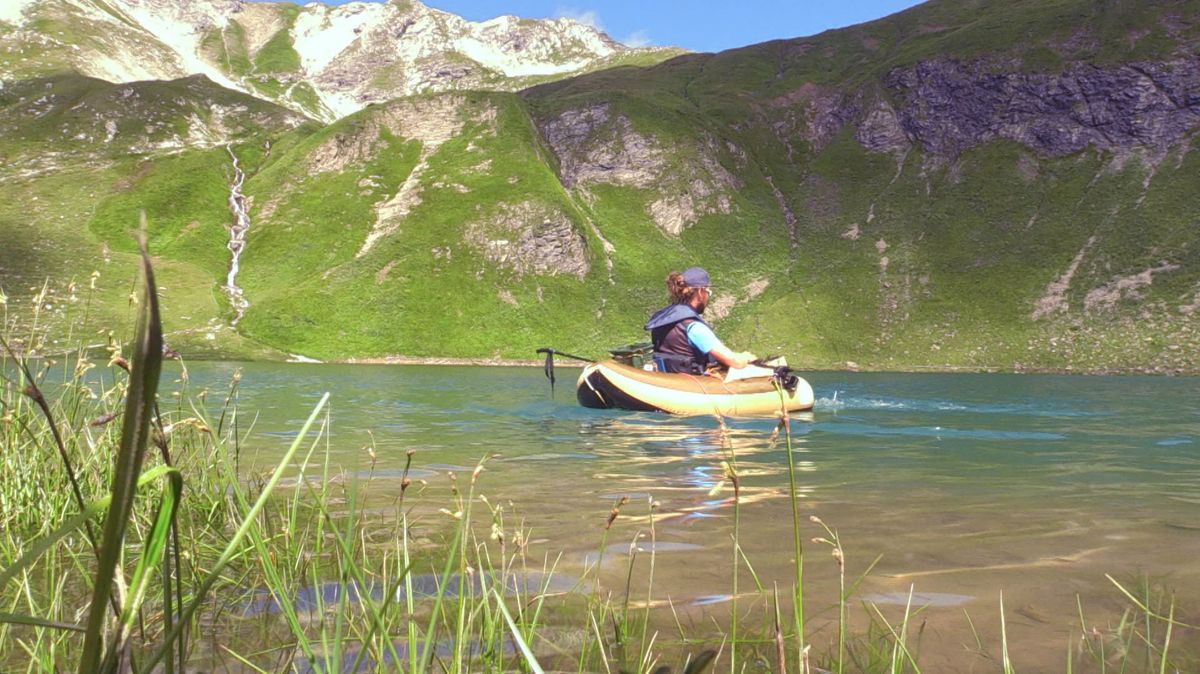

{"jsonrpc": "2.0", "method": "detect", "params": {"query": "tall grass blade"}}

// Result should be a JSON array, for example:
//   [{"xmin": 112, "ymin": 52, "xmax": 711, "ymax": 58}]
[
  {"xmin": 142, "ymin": 391, "xmax": 332, "ymax": 672},
  {"xmin": 682, "ymin": 649, "xmax": 717, "ymax": 674},
  {"xmin": 415, "ymin": 512, "xmax": 463, "ymax": 674},
  {"xmin": 1159, "ymin": 598, "xmax": 1175, "ymax": 674},
  {"xmin": 1000, "ymin": 592, "xmax": 1015, "ymax": 674},
  {"xmin": 0, "ymin": 612, "xmax": 85, "ymax": 632},
  {"xmin": 494, "ymin": 586, "xmax": 546, "ymax": 674},
  {"xmin": 116, "ymin": 467, "xmax": 182, "ymax": 636},
  {"xmin": 77, "ymin": 230, "xmax": 163, "ymax": 673},
  {"xmin": 775, "ymin": 386, "xmax": 805, "ymax": 658},
  {"xmin": 1106, "ymin": 575, "xmax": 1199, "ymax": 629}
]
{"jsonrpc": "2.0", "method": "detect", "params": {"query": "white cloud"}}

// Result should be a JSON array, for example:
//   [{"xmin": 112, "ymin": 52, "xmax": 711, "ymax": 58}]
[
  {"xmin": 553, "ymin": 6, "xmax": 602, "ymax": 30},
  {"xmin": 622, "ymin": 29, "xmax": 653, "ymax": 48}
]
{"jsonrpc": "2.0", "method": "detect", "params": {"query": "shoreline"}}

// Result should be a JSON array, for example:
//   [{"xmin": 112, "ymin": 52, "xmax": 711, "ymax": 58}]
[
  {"xmin": 328, "ymin": 355, "xmax": 1195, "ymax": 376},
  {"xmin": 10, "ymin": 349, "xmax": 1192, "ymax": 376}
]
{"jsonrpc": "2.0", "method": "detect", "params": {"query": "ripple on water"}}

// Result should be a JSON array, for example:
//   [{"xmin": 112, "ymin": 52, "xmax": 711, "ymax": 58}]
[
  {"xmin": 582, "ymin": 540, "xmax": 705, "ymax": 566},
  {"xmin": 817, "ymin": 422, "xmax": 1067, "ymax": 442},
  {"xmin": 859, "ymin": 591, "xmax": 974, "ymax": 607},
  {"xmin": 815, "ymin": 394, "xmax": 1107, "ymax": 419}
]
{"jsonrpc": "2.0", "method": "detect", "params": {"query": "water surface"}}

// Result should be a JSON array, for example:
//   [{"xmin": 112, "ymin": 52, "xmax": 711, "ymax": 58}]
[{"xmin": 171, "ymin": 363, "xmax": 1200, "ymax": 670}]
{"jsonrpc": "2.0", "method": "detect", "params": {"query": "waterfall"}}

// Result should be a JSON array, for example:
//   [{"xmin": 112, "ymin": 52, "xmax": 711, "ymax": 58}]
[{"xmin": 224, "ymin": 143, "xmax": 252, "ymax": 325}]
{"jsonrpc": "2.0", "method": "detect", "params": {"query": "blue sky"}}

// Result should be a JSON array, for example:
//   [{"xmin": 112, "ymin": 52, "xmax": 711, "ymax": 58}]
[{"xmin": 289, "ymin": 1, "xmax": 925, "ymax": 53}]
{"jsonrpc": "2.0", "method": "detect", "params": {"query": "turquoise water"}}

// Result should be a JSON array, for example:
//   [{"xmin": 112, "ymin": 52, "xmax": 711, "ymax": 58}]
[{"xmin": 172, "ymin": 363, "xmax": 1200, "ymax": 669}]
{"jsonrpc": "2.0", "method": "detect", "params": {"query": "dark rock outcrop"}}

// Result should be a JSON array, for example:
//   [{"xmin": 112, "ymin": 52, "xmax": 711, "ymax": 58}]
[{"xmin": 882, "ymin": 57, "xmax": 1200, "ymax": 156}]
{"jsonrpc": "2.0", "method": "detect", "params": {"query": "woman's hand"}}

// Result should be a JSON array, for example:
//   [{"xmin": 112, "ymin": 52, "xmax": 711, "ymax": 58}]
[
  {"xmin": 711, "ymin": 344, "xmax": 758, "ymax": 369},
  {"xmin": 731, "ymin": 351, "xmax": 758, "ymax": 369}
]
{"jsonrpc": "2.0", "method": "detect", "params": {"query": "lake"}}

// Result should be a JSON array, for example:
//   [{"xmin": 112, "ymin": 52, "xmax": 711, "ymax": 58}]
[{"xmin": 169, "ymin": 362, "xmax": 1200, "ymax": 671}]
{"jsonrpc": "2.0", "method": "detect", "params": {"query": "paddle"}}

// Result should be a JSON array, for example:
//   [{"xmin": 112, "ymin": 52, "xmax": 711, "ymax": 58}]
[{"xmin": 534, "ymin": 348, "xmax": 596, "ymax": 397}]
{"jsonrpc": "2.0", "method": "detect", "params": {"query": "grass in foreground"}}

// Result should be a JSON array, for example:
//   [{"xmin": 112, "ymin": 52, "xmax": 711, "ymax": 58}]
[{"xmin": 0, "ymin": 253, "xmax": 1195, "ymax": 673}]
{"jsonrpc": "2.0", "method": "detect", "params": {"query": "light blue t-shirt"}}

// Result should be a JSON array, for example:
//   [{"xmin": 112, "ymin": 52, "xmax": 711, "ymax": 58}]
[{"xmin": 685, "ymin": 321, "xmax": 724, "ymax": 355}]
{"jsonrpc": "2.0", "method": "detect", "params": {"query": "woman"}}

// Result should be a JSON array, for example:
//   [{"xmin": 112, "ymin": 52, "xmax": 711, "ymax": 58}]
[{"xmin": 644, "ymin": 267, "xmax": 757, "ymax": 374}]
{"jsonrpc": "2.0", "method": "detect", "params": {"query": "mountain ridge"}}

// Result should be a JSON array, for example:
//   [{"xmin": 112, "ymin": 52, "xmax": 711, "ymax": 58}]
[
  {"xmin": 0, "ymin": 0, "xmax": 684, "ymax": 121},
  {"xmin": 2, "ymin": 0, "xmax": 1199, "ymax": 373}
]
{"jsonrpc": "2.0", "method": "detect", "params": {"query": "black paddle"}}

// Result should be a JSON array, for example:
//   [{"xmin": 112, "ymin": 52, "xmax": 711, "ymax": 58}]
[{"xmin": 535, "ymin": 348, "xmax": 596, "ymax": 397}]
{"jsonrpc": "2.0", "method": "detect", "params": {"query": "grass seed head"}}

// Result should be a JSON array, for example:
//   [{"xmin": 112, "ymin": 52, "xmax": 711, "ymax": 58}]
[{"xmin": 604, "ymin": 495, "xmax": 630, "ymax": 529}]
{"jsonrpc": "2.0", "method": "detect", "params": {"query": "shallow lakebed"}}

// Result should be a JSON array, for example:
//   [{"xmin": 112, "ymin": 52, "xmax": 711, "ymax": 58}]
[{"xmin": 172, "ymin": 362, "xmax": 1200, "ymax": 670}]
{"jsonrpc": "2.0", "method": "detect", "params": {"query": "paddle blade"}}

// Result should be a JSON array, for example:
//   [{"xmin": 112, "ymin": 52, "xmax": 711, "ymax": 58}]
[{"xmin": 541, "ymin": 349, "xmax": 556, "ymax": 396}]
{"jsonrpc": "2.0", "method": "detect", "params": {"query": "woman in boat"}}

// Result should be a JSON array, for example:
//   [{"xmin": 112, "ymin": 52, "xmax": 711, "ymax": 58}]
[{"xmin": 644, "ymin": 267, "xmax": 757, "ymax": 374}]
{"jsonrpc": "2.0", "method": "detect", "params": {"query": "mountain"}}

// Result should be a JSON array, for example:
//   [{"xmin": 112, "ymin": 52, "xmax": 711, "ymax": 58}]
[
  {"xmin": 2, "ymin": 0, "xmax": 1199, "ymax": 372},
  {"xmin": 0, "ymin": 0, "xmax": 681, "ymax": 120}
]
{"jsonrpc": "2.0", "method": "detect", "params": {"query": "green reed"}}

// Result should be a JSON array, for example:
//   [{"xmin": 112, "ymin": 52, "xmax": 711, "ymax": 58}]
[{"xmin": 1, "ymin": 252, "xmax": 1197, "ymax": 673}]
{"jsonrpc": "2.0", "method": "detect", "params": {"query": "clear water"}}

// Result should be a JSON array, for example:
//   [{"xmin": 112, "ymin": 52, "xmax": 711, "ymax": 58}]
[{"xmin": 171, "ymin": 362, "xmax": 1200, "ymax": 669}]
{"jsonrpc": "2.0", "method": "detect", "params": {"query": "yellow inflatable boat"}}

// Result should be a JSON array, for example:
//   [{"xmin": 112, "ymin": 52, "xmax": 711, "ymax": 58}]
[{"xmin": 575, "ymin": 359, "xmax": 814, "ymax": 416}]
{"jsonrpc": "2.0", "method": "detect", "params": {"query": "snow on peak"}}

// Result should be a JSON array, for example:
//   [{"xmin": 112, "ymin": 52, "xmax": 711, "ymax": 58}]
[
  {"xmin": 293, "ymin": 2, "xmax": 392, "ymax": 74},
  {"xmin": 15, "ymin": 0, "xmax": 664, "ymax": 121},
  {"xmin": 0, "ymin": 0, "xmax": 38, "ymax": 26}
]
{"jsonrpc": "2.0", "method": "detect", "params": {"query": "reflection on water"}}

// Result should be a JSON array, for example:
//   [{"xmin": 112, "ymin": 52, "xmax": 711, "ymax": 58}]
[{"xmin": 160, "ymin": 363, "xmax": 1200, "ymax": 669}]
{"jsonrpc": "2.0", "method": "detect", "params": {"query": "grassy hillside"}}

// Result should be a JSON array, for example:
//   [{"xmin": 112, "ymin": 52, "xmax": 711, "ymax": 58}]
[{"xmin": 3, "ymin": 0, "xmax": 1198, "ymax": 371}]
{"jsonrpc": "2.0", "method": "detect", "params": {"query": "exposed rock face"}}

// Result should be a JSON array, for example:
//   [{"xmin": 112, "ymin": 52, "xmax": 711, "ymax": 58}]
[
  {"xmin": 883, "ymin": 57, "xmax": 1200, "ymax": 156},
  {"xmin": 538, "ymin": 103, "xmax": 738, "ymax": 235},
  {"xmin": 539, "ymin": 104, "xmax": 665, "ymax": 187},
  {"xmin": 770, "ymin": 85, "xmax": 861, "ymax": 154},
  {"xmin": 1033, "ymin": 237, "xmax": 1095, "ymax": 320},
  {"xmin": 855, "ymin": 99, "xmax": 911, "ymax": 154},
  {"xmin": 1084, "ymin": 262, "xmax": 1181, "ymax": 313},
  {"xmin": 762, "ymin": 56, "xmax": 1200, "ymax": 159},
  {"xmin": 308, "ymin": 95, "xmax": 473, "ymax": 174},
  {"xmin": 706, "ymin": 278, "xmax": 769, "ymax": 321},
  {"xmin": 465, "ymin": 201, "xmax": 589, "ymax": 279}
]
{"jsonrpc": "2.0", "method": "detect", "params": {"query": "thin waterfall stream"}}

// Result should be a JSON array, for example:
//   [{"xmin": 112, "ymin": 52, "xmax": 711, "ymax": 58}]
[{"xmin": 223, "ymin": 143, "xmax": 255, "ymax": 325}]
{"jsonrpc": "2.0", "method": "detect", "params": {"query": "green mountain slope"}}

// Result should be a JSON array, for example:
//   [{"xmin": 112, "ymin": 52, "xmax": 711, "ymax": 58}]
[{"xmin": 3, "ymin": 0, "xmax": 1199, "ymax": 372}]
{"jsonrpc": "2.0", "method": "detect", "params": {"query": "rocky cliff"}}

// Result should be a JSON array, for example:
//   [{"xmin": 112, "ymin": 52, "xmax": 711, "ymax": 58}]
[{"xmin": 2, "ymin": 0, "xmax": 1199, "ymax": 372}]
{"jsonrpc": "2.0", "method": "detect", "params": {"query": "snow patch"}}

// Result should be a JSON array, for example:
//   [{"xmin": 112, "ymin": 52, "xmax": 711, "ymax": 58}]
[
  {"xmin": 105, "ymin": 0, "xmax": 244, "ymax": 92},
  {"xmin": 0, "ymin": 0, "xmax": 37, "ymax": 25},
  {"xmin": 454, "ymin": 38, "xmax": 591, "ymax": 77},
  {"xmin": 293, "ymin": 2, "xmax": 390, "ymax": 73},
  {"xmin": 86, "ymin": 52, "xmax": 167, "ymax": 83}
]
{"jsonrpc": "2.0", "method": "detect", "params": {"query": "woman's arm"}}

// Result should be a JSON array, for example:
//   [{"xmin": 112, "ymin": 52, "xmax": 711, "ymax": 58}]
[
  {"xmin": 708, "ymin": 343, "xmax": 758, "ymax": 369},
  {"xmin": 687, "ymin": 323, "xmax": 756, "ymax": 369}
]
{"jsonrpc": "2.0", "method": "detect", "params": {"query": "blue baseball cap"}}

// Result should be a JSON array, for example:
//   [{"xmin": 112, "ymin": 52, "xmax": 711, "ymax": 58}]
[{"xmin": 681, "ymin": 267, "xmax": 711, "ymax": 288}]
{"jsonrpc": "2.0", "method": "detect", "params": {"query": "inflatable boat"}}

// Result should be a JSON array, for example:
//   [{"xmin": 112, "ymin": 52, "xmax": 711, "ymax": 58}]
[{"xmin": 575, "ymin": 359, "xmax": 814, "ymax": 416}]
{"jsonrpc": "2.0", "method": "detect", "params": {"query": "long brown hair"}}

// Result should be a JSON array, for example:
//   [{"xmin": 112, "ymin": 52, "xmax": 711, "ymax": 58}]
[{"xmin": 666, "ymin": 271, "xmax": 702, "ymax": 305}]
